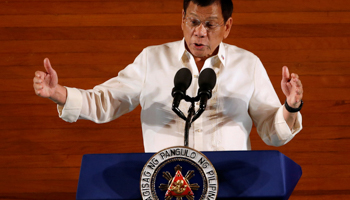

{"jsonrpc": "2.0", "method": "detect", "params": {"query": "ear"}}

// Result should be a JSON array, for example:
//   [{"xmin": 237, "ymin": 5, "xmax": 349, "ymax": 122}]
[{"xmin": 223, "ymin": 17, "xmax": 233, "ymax": 39}]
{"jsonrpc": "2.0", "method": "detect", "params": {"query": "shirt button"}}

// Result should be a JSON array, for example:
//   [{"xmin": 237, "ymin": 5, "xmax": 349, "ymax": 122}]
[
  {"xmin": 195, "ymin": 129, "xmax": 202, "ymax": 132},
  {"xmin": 194, "ymin": 75, "xmax": 199, "ymax": 78}
]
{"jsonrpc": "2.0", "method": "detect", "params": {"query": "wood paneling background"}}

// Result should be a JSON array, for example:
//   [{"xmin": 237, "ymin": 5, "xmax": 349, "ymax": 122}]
[{"xmin": 0, "ymin": 0, "xmax": 349, "ymax": 199}]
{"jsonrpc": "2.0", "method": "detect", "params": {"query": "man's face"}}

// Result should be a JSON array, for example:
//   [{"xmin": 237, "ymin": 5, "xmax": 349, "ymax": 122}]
[{"xmin": 181, "ymin": 1, "xmax": 232, "ymax": 59}]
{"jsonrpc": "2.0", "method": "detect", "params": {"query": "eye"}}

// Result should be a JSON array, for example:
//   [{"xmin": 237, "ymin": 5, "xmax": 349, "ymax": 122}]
[
  {"xmin": 190, "ymin": 19, "xmax": 201, "ymax": 26},
  {"xmin": 205, "ymin": 21, "xmax": 217, "ymax": 29}
]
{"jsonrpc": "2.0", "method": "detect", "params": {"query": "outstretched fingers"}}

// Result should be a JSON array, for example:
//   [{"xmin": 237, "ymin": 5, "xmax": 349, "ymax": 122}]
[{"xmin": 289, "ymin": 73, "xmax": 303, "ymax": 104}]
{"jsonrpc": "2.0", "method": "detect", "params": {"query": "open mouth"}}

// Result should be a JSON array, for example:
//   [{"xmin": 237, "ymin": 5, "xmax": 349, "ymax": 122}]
[{"xmin": 194, "ymin": 43, "xmax": 206, "ymax": 49}]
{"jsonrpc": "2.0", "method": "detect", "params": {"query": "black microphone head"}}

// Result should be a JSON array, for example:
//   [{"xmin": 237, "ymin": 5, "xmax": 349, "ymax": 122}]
[
  {"xmin": 198, "ymin": 68, "xmax": 216, "ymax": 90},
  {"xmin": 173, "ymin": 68, "xmax": 192, "ymax": 93}
]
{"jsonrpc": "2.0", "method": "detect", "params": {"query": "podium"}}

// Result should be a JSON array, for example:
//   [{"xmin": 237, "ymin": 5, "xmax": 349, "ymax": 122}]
[{"xmin": 76, "ymin": 150, "xmax": 301, "ymax": 200}]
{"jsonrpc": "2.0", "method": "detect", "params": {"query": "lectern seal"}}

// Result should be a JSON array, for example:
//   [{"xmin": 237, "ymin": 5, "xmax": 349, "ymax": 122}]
[{"xmin": 140, "ymin": 146, "xmax": 218, "ymax": 200}]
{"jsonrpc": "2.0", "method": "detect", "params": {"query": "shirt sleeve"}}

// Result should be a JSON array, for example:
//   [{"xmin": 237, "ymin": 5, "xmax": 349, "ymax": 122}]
[
  {"xmin": 57, "ymin": 87, "xmax": 83, "ymax": 122},
  {"xmin": 248, "ymin": 57, "xmax": 302, "ymax": 146},
  {"xmin": 57, "ymin": 48, "xmax": 148, "ymax": 123}
]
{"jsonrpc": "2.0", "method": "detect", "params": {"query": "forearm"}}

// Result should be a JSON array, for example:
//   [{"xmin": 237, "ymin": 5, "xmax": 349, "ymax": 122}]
[
  {"xmin": 49, "ymin": 84, "xmax": 67, "ymax": 106},
  {"xmin": 283, "ymin": 106, "xmax": 298, "ymax": 130}
]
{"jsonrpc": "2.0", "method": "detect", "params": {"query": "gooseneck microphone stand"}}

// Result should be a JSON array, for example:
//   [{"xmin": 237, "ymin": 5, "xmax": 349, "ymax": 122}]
[
  {"xmin": 184, "ymin": 100, "xmax": 195, "ymax": 147},
  {"xmin": 174, "ymin": 96, "xmax": 199, "ymax": 147},
  {"xmin": 172, "ymin": 68, "xmax": 216, "ymax": 147},
  {"xmin": 172, "ymin": 89, "xmax": 212, "ymax": 147}
]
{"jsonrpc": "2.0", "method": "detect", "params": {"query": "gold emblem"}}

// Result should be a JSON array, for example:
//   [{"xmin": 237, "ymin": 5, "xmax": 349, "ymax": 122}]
[
  {"xmin": 140, "ymin": 147, "xmax": 218, "ymax": 200},
  {"xmin": 159, "ymin": 165, "xmax": 200, "ymax": 200},
  {"xmin": 170, "ymin": 180, "xmax": 187, "ymax": 194}
]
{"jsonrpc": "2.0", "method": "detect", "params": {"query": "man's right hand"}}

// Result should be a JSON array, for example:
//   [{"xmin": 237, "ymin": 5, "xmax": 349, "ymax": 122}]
[{"xmin": 33, "ymin": 58, "xmax": 67, "ymax": 105}]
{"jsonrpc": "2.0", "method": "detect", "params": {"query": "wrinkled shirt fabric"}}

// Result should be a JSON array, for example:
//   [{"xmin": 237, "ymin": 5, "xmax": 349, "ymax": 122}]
[{"xmin": 58, "ymin": 40, "xmax": 302, "ymax": 153}]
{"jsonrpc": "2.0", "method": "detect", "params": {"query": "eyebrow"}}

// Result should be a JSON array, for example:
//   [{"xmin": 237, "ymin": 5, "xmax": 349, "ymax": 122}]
[{"xmin": 187, "ymin": 13, "xmax": 219, "ymax": 20}]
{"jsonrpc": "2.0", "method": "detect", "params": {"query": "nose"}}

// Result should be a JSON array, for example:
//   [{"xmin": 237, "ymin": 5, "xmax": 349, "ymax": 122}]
[{"xmin": 194, "ymin": 23, "xmax": 207, "ymax": 38}]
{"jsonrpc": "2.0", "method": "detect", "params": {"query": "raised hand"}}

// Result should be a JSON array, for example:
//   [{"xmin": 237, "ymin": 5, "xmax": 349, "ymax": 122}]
[
  {"xmin": 33, "ymin": 58, "xmax": 58, "ymax": 98},
  {"xmin": 281, "ymin": 66, "xmax": 303, "ymax": 108},
  {"xmin": 33, "ymin": 58, "xmax": 66, "ymax": 105}
]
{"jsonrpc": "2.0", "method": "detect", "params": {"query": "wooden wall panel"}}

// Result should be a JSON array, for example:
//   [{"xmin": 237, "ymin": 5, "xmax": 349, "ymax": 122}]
[{"xmin": 0, "ymin": 0, "xmax": 349, "ymax": 199}]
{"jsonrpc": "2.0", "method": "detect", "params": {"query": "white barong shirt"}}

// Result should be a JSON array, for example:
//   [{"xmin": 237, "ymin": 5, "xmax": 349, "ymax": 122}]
[{"xmin": 58, "ymin": 39, "xmax": 302, "ymax": 152}]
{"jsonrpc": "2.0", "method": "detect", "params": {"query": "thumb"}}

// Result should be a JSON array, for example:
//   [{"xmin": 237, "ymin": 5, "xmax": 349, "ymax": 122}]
[
  {"xmin": 282, "ymin": 66, "xmax": 290, "ymax": 83},
  {"xmin": 43, "ymin": 58, "xmax": 55, "ymax": 75}
]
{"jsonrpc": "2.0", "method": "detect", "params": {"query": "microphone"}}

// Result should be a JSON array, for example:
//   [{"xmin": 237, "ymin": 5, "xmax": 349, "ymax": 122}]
[
  {"xmin": 192, "ymin": 68, "xmax": 216, "ymax": 122},
  {"xmin": 172, "ymin": 68, "xmax": 192, "ymax": 120},
  {"xmin": 198, "ymin": 68, "xmax": 216, "ymax": 108}
]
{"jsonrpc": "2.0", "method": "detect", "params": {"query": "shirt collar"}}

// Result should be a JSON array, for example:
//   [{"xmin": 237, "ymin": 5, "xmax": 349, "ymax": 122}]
[
  {"xmin": 178, "ymin": 38, "xmax": 187, "ymax": 61},
  {"xmin": 178, "ymin": 38, "xmax": 226, "ymax": 67},
  {"xmin": 217, "ymin": 42, "xmax": 226, "ymax": 67}
]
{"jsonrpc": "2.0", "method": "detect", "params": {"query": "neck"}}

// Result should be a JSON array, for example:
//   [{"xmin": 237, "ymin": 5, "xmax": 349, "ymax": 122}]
[
  {"xmin": 184, "ymin": 43, "xmax": 220, "ymax": 72},
  {"xmin": 194, "ymin": 57, "xmax": 205, "ymax": 72},
  {"xmin": 192, "ymin": 49, "xmax": 219, "ymax": 72}
]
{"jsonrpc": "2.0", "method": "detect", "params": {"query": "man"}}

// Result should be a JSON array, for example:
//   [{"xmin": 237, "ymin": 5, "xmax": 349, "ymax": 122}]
[{"xmin": 33, "ymin": 0, "xmax": 303, "ymax": 152}]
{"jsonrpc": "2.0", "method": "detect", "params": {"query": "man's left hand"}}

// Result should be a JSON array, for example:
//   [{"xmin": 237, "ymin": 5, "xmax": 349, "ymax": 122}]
[{"xmin": 281, "ymin": 66, "xmax": 303, "ymax": 108}]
